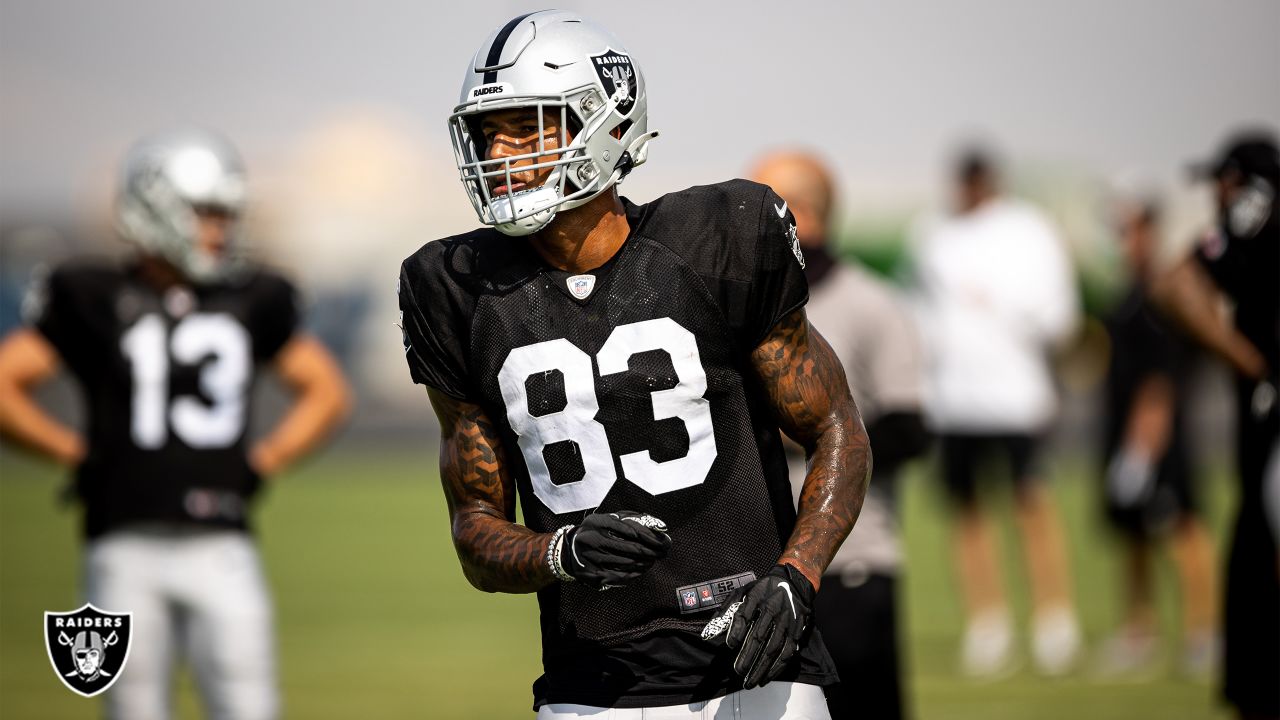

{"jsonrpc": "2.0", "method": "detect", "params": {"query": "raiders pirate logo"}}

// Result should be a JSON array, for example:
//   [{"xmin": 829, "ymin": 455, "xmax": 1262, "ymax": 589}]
[
  {"xmin": 44, "ymin": 604, "xmax": 133, "ymax": 697},
  {"xmin": 589, "ymin": 48, "xmax": 637, "ymax": 116}
]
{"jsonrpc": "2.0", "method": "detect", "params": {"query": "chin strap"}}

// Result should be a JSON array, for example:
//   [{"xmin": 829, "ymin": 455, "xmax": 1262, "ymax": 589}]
[{"xmin": 623, "ymin": 130, "xmax": 659, "ymax": 172}]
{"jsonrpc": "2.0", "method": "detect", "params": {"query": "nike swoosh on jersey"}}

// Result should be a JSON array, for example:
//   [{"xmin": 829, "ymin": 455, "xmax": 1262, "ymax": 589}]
[
  {"xmin": 776, "ymin": 581, "xmax": 797, "ymax": 618},
  {"xmin": 774, "ymin": 200, "xmax": 788, "ymax": 218}
]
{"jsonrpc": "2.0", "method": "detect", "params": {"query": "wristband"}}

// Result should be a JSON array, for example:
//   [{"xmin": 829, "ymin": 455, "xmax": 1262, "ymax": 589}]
[{"xmin": 546, "ymin": 525, "xmax": 576, "ymax": 582}]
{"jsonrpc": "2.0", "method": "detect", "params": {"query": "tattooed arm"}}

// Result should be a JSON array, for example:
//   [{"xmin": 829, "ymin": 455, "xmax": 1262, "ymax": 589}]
[
  {"xmin": 427, "ymin": 387, "xmax": 555, "ymax": 594},
  {"xmin": 751, "ymin": 308, "xmax": 872, "ymax": 590}
]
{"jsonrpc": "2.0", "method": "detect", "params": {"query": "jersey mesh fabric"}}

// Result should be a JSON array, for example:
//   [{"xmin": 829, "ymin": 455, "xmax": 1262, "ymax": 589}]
[{"xmin": 469, "ymin": 236, "xmax": 786, "ymax": 644}]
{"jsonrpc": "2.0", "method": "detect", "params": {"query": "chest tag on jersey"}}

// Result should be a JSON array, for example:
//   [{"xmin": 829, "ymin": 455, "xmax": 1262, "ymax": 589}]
[
  {"xmin": 566, "ymin": 274, "xmax": 597, "ymax": 300},
  {"xmin": 675, "ymin": 571, "xmax": 757, "ymax": 614},
  {"xmin": 163, "ymin": 286, "xmax": 196, "ymax": 318}
]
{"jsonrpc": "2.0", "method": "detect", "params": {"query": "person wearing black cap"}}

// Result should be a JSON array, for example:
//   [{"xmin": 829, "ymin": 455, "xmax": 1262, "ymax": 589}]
[{"xmin": 1157, "ymin": 130, "xmax": 1279, "ymax": 719}]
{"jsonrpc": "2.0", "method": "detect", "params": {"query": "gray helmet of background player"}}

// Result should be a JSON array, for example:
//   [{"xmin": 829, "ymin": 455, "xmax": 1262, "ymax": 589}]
[
  {"xmin": 1194, "ymin": 130, "xmax": 1279, "ymax": 242},
  {"xmin": 115, "ymin": 129, "xmax": 248, "ymax": 284},
  {"xmin": 449, "ymin": 10, "xmax": 659, "ymax": 236}
]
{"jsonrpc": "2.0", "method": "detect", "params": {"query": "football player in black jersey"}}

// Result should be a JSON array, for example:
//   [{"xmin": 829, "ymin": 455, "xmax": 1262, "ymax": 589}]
[
  {"xmin": 1156, "ymin": 131, "xmax": 1279, "ymax": 720},
  {"xmin": 398, "ymin": 11, "xmax": 870, "ymax": 719},
  {"xmin": 0, "ymin": 130, "xmax": 351, "ymax": 720}
]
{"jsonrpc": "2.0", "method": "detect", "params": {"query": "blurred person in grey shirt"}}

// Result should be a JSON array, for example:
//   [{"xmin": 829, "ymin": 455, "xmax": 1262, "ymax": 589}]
[
  {"xmin": 907, "ymin": 148, "xmax": 1081, "ymax": 677},
  {"xmin": 754, "ymin": 151, "xmax": 929, "ymax": 720}
]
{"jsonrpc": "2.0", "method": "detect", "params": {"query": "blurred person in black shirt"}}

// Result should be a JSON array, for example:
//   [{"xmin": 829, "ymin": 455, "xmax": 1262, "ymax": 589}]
[
  {"xmin": 1097, "ymin": 194, "xmax": 1218, "ymax": 678},
  {"xmin": 0, "ymin": 130, "xmax": 351, "ymax": 720},
  {"xmin": 1156, "ymin": 130, "xmax": 1279, "ymax": 719}
]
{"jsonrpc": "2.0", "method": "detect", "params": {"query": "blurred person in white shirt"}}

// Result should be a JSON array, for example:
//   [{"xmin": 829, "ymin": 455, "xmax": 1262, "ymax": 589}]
[
  {"xmin": 907, "ymin": 147, "xmax": 1081, "ymax": 677},
  {"xmin": 753, "ymin": 151, "xmax": 930, "ymax": 720}
]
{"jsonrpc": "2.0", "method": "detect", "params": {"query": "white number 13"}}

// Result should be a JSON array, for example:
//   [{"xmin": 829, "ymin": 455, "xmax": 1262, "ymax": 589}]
[
  {"xmin": 497, "ymin": 317, "xmax": 718, "ymax": 515},
  {"xmin": 120, "ymin": 312, "xmax": 251, "ymax": 450}
]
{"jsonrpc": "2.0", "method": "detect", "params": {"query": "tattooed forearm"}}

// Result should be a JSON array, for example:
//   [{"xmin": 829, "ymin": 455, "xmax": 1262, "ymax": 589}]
[
  {"xmin": 751, "ymin": 309, "xmax": 872, "ymax": 590},
  {"xmin": 427, "ymin": 388, "xmax": 555, "ymax": 593}
]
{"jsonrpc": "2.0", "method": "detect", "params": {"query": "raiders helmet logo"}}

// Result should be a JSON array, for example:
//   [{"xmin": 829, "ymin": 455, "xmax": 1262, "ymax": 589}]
[
  {"xmin": 589, "ymin": 48, "xmax": 637, "ymax": 116},
  {"xmin": 44, "ymin": 604, "xmax": 133, "ymax": 697}
]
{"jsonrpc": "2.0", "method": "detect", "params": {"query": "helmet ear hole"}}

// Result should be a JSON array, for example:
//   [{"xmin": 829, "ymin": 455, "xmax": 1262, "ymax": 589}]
[
  {"xmin": 465, "ymin": 117, "xmax": 488, "ymax": 160},
  {"xmin": 561, "ymin": 115, "xmax": 587, "ymax": 193},
  {"xmin": 566, "ymin": 116, "xmax": 584, "ymax": 145}
]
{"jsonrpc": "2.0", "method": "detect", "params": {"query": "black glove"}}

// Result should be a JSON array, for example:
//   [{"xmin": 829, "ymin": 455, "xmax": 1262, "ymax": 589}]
[
  {"xmin": 700, "ymin": 564, "xmax": 815, "ymax": 689},
  {"xmin": 562, "ymin": 511, "xmax": 671, "ymax": 589}
]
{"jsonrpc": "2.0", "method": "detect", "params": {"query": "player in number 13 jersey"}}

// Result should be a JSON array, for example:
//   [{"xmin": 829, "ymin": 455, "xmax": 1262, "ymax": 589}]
[
  {"xmin": 398, "ymin": 11, "xmax": 871, "ymax": 716},
  {"xmin": 0, "ymin": 130, "xmax": 351, "ymax": 720}
]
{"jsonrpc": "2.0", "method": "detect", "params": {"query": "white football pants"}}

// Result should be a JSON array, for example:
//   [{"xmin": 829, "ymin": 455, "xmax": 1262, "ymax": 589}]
[
  {"xmin": 84, "ymin": 524, "xmax": 278, "ymax": 720},
  {"xmin": 537, "ymin": 681, "xmax": 831, "ymax": 719}
]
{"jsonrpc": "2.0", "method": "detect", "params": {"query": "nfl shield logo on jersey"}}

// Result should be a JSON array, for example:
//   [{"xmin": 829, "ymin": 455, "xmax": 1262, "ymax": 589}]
[
  {"xmin": 589, "ymin": 48, "xmax": 637, "ymax": 116},
  {"xmin": 681, "ymin": 589, "xmax": 698, "ymax": 609},
  {"xmin": 566, "ymin": 274, "xmax": 597, "ymax": 300},
  {"xmin": 44, "ymin": 604, "xmax": 133, "ymax": 697}
]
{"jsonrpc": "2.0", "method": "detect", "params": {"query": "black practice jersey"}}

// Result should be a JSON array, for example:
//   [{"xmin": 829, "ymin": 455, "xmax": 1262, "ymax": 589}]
[
  {"xmin": 399, "ymin": 180, "xmax": 836, "ymax": 707},
  {"xmin": 1194, "ymin": 217, "xmax": 1279, "ymax": 380},
  {"xmin": 27, "ymin": 259, "xmax": 299, "ymax": 538},
  {"xmin": 1102, "ymin": 286, "xmax": 1191, "ymax": 486},
  {"xmin": 1194, "ymin": 215, "xmax": 1280, "ymax": 501}
]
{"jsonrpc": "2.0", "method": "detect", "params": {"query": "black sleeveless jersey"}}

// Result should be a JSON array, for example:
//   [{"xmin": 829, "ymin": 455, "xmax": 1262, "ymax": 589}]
[
  {"xmin": 399, "ymin": 180, "xmax": 837, "ymax": 706},
  {"xmin": 27, "ymin": 260, "xmax": 299, "ymax": 539}
]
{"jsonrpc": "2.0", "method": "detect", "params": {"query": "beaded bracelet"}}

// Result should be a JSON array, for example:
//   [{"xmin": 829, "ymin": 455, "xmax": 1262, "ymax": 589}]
[{"xmin": 546, "ymin": 525, "xmax": 576, "ymax": 582}]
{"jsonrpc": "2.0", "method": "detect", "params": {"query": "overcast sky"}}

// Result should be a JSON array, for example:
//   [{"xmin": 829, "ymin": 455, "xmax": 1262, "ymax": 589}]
[{"xmin": 2, "ymin": 0, "xmax": 1278, "ymax": 224}]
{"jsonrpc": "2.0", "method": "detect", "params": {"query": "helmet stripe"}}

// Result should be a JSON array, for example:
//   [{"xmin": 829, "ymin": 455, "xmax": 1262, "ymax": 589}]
[{"xmin": 482, "ymin": 11, "xmax": 537, "ymax": 84}]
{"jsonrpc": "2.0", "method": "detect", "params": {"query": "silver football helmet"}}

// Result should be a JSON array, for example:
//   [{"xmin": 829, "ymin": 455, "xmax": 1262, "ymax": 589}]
[
  {"xmin": 449, "ymin": 10, "xmax": 658, "ymax": 236},
  {"xmin": 115, "ymin": 129, "xmax": 248, "ymax": 283}
]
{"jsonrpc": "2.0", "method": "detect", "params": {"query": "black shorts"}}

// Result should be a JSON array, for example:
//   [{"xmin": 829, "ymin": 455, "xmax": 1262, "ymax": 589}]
[
  {"xmin": 814, "ymin": 573, "xmax": 903, "ymax": 720},
  {"xmin": 938, "ymin": 433, "xmax": 1042, "ymax": 507},
  {"xmin": 1102, "ymin": 452, "xmax": 1198, "ymax": 539}
]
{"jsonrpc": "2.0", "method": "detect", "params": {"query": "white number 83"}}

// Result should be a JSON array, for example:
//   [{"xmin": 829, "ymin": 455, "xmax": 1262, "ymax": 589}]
[{"xmin": 497, "ymin": 317, "xmax": 718, "ymax": 515}]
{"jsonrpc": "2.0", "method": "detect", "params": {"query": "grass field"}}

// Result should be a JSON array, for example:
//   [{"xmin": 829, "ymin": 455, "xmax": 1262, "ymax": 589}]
[{"xmin": 0, "ymin": 446, "xmax": 1238, "ymax": 719}]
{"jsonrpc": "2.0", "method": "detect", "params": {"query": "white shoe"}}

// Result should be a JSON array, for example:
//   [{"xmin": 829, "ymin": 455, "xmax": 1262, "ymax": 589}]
[
  {"xmin": 1032, "ymin": 606, "xmax": 1082, "ymax": 676},
  {"xmin": 1094, "ymin": 627, "xmax": 1159, "ymax": 679},
  {"xmin": 1181, "ymin": 630, "xmax": 1220, "ymax": 680},
  {"xmin": 961, "ymin": 608, "xmax": 1017, "ymax": 678}
]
